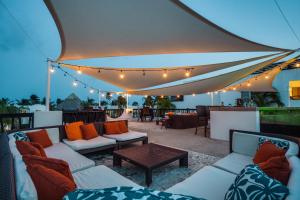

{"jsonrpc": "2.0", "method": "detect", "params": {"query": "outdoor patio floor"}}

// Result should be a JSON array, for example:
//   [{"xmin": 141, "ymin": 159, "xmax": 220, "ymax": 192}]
[{"xmin": 128, "ymin": 121, "xmax": 229, "ymax": 158}]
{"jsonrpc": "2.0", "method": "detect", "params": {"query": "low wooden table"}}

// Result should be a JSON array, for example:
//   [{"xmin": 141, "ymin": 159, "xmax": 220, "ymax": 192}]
[{"xmin": 113, "ymin": 143, "xmax": 188, "ymax": 186}]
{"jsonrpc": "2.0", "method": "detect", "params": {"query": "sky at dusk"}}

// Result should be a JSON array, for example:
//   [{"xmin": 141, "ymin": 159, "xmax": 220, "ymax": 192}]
[{"xmin": 0, "ymin": 0, "xmax": 299, "ymax": 103}]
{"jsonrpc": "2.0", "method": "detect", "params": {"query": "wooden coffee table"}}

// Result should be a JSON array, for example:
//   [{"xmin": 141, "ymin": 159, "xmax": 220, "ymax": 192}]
[{"xmin": 113, "ymin": 143, "xmax": 188, "ymax": 186}]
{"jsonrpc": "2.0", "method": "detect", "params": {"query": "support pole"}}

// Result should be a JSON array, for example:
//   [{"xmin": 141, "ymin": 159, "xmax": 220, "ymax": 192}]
[
  {"xmin": 98, "ymin": 90, "xmax": 101, "ymax": 108},
  {"xmin": 126, "ymin": 93, "xmax": 129, "ymax": 109},
  {"xmin": 46, "ymin": 60, "xmax": 51, "ymax": 111},
  {"xmin": 211, "ymin": 93, "xmax": 214, "ymax": 106}
]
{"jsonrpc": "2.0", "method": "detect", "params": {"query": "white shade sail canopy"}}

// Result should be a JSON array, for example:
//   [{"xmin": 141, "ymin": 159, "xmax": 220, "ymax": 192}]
[
  {"xmin": 127, "ymin": 52, "xmax": 293, "ymax": 95},
  {"xmin": 44, "ymin": 0, "xmax": 287, "ymax": 61},
  {"xmin": 60, "ymin": 53, "xmax": 277, "ymax": 90},
  {"xmin": 225, "ymin": 55, "xmax": 300, "ymax": 92}
]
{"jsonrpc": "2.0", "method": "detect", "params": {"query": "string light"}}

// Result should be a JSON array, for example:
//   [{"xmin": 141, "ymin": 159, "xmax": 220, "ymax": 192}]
[
  {"xmin": 207, "ymin": 92, "xmax": 210, "ymax": 95},
  {"xmin": 222, "ymin": 90, "xmax": 226, "ymax": 93},
  {"xmin": 160, "ymin": 95, "xmax": 164, "ymax": 98},
  {"xmin": 72, "ymin": 80, "xmax": 78, "ymax": 87},
  {"xmin": 50, "ymin": 66, "xmax": 55, "ymax": 73},
  {"xmin": 77, "ymin": 67, "xmax": 82, "ymax": 74},
  {"xmin": 296, "ymin": 63, "xmax": 300, "ymax": 67},
  {"xmin": 119, "ymin": 70, "xmax": 125, "ymax": 79},
  {"xmin": 233, "ymin": 87, "xmax": 236, "ymax": 91},
  {"xmin": 214, "ymin": 91, "xmax": 218, "ymax": 94},
  {"xmin": 265, "ymin": 75, "xmax": 269, "ymax": 79},
  {"xmin": 185, "ymin": 69, "xmax": 191, "ymax": 77},
  {"xmin": 192, "ymin": 93, "xmax": 196, "ymax": 96},
  {"xmin": 176, "ymin": 95, "xmax": 180, "ymax": 98},
  {"xmin": 144, "ymin": 95, "xmax": 148, "ymax": 98},
  {"xmin": 101, "ymin": 93, "xmax": 105, "ymax": 97},
  {"xmin": 89, "ymin": 89, "xmax": 94, "ymax": 94},
  {"xmin": 162, "ymin": 70, "xmax": 168, "ymax": 78},
  {"xmin": 247, "ymin": 83, "xmax": 251, "ymax": 87}
]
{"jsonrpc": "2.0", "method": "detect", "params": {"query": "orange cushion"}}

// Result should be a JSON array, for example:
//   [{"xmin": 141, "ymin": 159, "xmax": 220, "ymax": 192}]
[
  {"xmin": 27, "ymin": 129, "xmax": 53, "ymax": 148},
  {"xmin": 31, "ymin": 142, "xmax": 47, "ymax": 157},
  {"xmin": 16, "ymin": 141, "xmax": 44, "ymax": 157},
  {"xmin": 23, "ymin": 155, "xmax": 75, "ymax": 183},
  {"xmin": 258, "ymin": 156, "xmax": 291, "ymax": 185},
  {"xmin": 27, "ymin": 164, "xmax": 76, "ymax": 200},
  {"xmin": 253, "ymin": 141, "xmax": 286, "ymax": 164},
  {"xmin": 118, "ymin": 121, "xmax": 128, "ymax": 133},
  {"xmin": 104, "ymin": 122, "xmax": 121, "ymax": 134},
  {"xmin": 65, "ymin": 121, "xmax": 84, "ymax": 141},
  {"xmin": 80, "ymin": 123, "xmax": 98, "ymax": 140}
]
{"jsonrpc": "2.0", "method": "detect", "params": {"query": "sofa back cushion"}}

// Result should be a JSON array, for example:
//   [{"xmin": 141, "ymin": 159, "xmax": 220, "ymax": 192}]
[
  {"xmin": 0, "ymin": 134, "xmax": 17, "ymax": 200},
  {"xmin": 104, "ymin": 122, "xmax": 121, "ymax": 134},
  {"xmin": 287, "ymin": 156, "xmax": 300, "ymax": 200},
  {"xmin": 64, "ymin": 121, "xmax": 83, "ymax": 141},
  {"xmin": 119, "ymin": 121, "xmax": 129, "ymax": 133},
  {"xmin": 26, "ymin": 129, "xmax": 53, "ymax": 148},
  {"xmin": 232, "ymin": 131, "xmax": 299, "ymax": 157}
]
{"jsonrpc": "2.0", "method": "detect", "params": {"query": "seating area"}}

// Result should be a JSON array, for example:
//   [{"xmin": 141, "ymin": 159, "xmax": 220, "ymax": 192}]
[{"xmin": 1, "ymin": 118, "xmax": 299, "ymax": 200}]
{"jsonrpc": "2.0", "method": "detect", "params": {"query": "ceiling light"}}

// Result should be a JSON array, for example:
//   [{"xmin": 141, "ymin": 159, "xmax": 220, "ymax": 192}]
[
  {"xmin": 265, "ymin": 75, "xmax": 269, "ymax": 79},
  {"xmin": 144, "ymin": 95, "xmax": 148, "ymax": 98},
  {"xmin": 185, "ymin": 69, "xmax": 191, "ymax": 77},
  {"xmin": 101, "ymin": 93, "xmax": 105, "ymax": 97},
  {"xmin": 176, "ymin": 95, "xmax": 180, "ymax": 98},
  {"xmin": 162, "ymin": 70, "xmax": 168, "ymax": 78},
  {"xmin": 50, "ymin": 67, "xmax": 55, "ymax": 73},
  {"xmin": 247, "ymin": 83, "xmax": 251, "ymax": 87},
  {"xmin": 161, "ymin": 95, "xmax": 164, "ymax": 98},
  {"xmin": 207, "ymin": 92, "xmax": 210, "ymax": 95},
  {"xmin": 296, "ymin": 63, "xmax": 300, "ymax": 67},
  {"xmin": 77, "ymin": 67, "xmax": 82, "ymax": 74},
  {"xmin": 233, "ymin": 87, "xmax": 236, "ymax": 91}
]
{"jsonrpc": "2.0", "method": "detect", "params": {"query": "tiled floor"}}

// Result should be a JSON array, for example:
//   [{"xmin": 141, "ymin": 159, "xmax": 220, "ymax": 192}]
[{"xmin": 128, "ymin": 121, "xmax": 229, "ymax": 158}]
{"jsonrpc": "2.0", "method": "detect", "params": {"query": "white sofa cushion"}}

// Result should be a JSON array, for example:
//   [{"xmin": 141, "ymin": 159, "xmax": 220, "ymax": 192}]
[
  {"xmin": 287, "ymin": 156, "xmax": 300, "ymax": 200},
  {"xmin": 166, "ymin": 166, "xmax": 236, "ymax": 200},
  {"xmin": 232, "ymin": 131, "xmax": 299, "ymax": 157},
  {"xmin": 44, "ymin": 142, "xmax": 95, "ymax": 172},
  {"xmin": 213, "ymin": 152, "xmax": 253, "ymax": 174},
  {"xmin": 73, "ymin": 165, "xmax": 141, "ymax": 189},
  {"xmin": 103, "ymin": 130, "xmax": 147, "ymax": 141},
  {"xmin": 63, "ymin": 136, "xmax": 116, "ymax": 151}
]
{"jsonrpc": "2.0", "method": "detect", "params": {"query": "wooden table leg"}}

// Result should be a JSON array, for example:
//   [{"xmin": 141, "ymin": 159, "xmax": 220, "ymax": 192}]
[
  {"xmin": 113, "ymin": 155, "xmax": 122, "ymax": 167},
  {"xmin": 145, "ymin": 169, "xmax": 152, "ymax": 186},
  {"xmin": 179, "ymin": 155, "xmax": 188, "ymax": 167}
]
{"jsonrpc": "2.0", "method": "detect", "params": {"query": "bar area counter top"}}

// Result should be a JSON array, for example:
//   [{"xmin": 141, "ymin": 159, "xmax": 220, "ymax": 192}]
[{"xmin": 210, "ymin": 107, "xmax": 259, "ymax": 141}]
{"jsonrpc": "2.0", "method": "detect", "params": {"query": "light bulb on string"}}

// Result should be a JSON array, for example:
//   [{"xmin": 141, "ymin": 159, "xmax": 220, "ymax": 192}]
[
  {"xmin": 176, "ymin": 95, "xmax": 180, "ymax": 98},
  {"xmin": 77, "ymin": 67, "xmax": 82, "ymax": 74},
  {"xmin": 265, "ymin": 75, "xmax": 269, "ymax": 79},
  {"xmin": 72, "ymin": 80, "xmax": 78, "ymax": 87},
  {"xmin": 207, "ymin": 92, "xmax": 210, "ymax": 95},
  {"xmin": 50, "ymin": 66, "xmax": 55, "ymax": 73},
  {"xmin": 192, "ymin": 93, "xmax": 196, "ymax": 96},
  {"xmin": 142, "ymin": 70, "xmax": 146, "ymax": 76},
  {"xmin": 247, "ymin": 82, "xmax": 251, "ymax": 87},
  {"xmin": 233, "ymin": 87, "xmax": 236, "ymax": 91},
  {"xmin": 185, "ymin": 69, "xmax": 191, "ymax": 77},
  {"xmin": 144, "ymin": 95, "xmax": 148, "ymax": 98},
  {"xmin": 296, "ymin": 63, "xmax": 300, "ymax": 67},
  {"xmin": 119, "ymin": 70, "xmax": 125, "ymax": 79},
  {"xmin": 162, "ymin": 70, "xmax": 168, "ymax": 78},
  {"xmin": 89, "ymin": 89, "xmax": 94, "ymax": 94}
]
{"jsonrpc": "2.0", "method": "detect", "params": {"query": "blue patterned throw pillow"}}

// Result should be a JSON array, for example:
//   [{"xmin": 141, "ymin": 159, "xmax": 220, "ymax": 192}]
[
  {"xmin": 64, "ymin": 186, "xmax": 205, "ymax": 200},
  {"xmin": 258, "ymin": 137, "xmax": 289, "ymax": 150},
  {"xmin": 224, "ymin": 164, "xmax": 289, "ymax": 200},
  {"xmin": 12, "ymin": 131, "xmax": 29, "ymax": 141}
]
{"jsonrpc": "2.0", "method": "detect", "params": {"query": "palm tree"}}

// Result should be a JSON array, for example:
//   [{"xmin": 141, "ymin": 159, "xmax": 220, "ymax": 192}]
[
  {"xmin": 29, "ymin": 94, "xmax": 40, "ymax": 105},
  {"xmin": 143, "ymin": 96, "xmax": 154, "ymax": 107},
  {"xmin": 251, "ymin": 92, "xmax": 284, "ymax": 107},
  {"xmin": 132, "ymin": 101, "xmax": 139, "ymax": 106},
  {"xmin": 116, "ymin": 95, "xmax": 127, "ymax": 108},
  {"xmin": 156, "ymin": 96, "xmax": 176, "ymax": 109}
]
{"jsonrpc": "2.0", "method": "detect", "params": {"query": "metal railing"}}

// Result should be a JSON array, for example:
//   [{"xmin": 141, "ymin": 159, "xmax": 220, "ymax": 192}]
[
  {"xmin": 105, "ymin": 109, "xmax": 124, "ymax": 118},
  {"xmin": 132, "ymin": 108, "xmax": 196, "ymax": 118},
  {"xmin": 62, "ymin": 111, "xmax": 106, "ymax": 124},
  {"xmin": 0, "ymin": 113, "xmax": 34, "ymax": 133}
]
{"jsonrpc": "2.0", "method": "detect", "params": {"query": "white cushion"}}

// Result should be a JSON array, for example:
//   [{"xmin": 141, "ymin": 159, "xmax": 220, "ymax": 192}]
[
  {"xmin": 166, "ymin": 166, "xmax": 236, "ymax": 200},
  {"xmin": 44, "ymin": 143, "xmax": 95, "ymax": 172},
  {"xmin": 103, "ymin": 130, "xmax": 147, "ymax": 141},
  {"xmin": 287, "ymin": 156, "xmax": 300, "ymax": 200},
  {"xmin": 73, "ymin": 165, "xmax": 141, "ymax": 189},
  {"xmin": 232, "ymin": 131, "xmax": 299, "ymax": 157},
  {"xmin": 63, "ymin": 136, "xmax": 116, "ymax": 151},
  {"xmin": 213, "ymin": 153, "xmax": 253, "ymax": 174}
]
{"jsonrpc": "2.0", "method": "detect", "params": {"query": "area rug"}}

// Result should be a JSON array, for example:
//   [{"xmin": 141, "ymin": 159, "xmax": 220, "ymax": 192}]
[{"xmin": 88, "ymin": 150, "xmax": 220, "ymax": 191}]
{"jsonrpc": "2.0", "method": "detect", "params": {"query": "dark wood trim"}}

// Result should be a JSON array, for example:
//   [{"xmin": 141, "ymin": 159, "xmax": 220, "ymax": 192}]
[
  {"xmin": 77, "ymin": 144, "xmax": 117, "ymax": 155},
  {"xmin": 229, "ymin": 129, "xmax": 300, "ymax": 156},
  {"xmin": 117, "ymin": 136, "xmax": 148, "ymax": 149}
]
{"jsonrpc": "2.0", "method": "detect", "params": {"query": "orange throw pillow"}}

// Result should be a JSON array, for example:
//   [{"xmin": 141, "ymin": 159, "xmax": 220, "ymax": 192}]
[
  {"xmin": 118, "ymin": 121, "xmax": 128, "ymax": 133},
  {"xmin": 16, "ymin": 141, "xmax": 44, "ymax": 157},
  {"xmin": 27, "ymin": 164, "xmax": 76, "ymax": 200},
  {"xmin": 65, "ymin": 121, "xmax": 83, "ymax": 141},
  {"xmin": 253, "ymin": 141, "xmax": 286, "ymax": 164},
  {"xmin": 80, "ymin": 123, "xmax": 98, "ymax": 140},
  {"xmin": 104, "ymin": 122, "xmax": 121, "ymax": 134},
  {"xmin": 258, "ymin": 156, "xmax": 291, "ymax": 185},
  {"xmin": 27, "ymin": 129, "xmax": 53, "ymax": 148},
  {"xmin": 31, "ymin": 142, "xmax": 47, "ymax": 157},
  {"xmin": 23, "ymin": 155, "xmax": 75, "ymax": 183}
]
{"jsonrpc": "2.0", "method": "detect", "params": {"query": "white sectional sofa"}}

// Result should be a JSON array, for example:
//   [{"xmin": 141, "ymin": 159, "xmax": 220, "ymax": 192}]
[{"xmin": 166, "ymin": 129, "xmax": 300, "ymax": 200}]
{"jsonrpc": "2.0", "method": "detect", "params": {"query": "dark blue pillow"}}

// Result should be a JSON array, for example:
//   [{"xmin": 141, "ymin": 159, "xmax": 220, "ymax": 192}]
[
  {"xmin": 12, "ymin": 131, "xmax": 29, "ymax": 141},
  {"xmin": 258, "ymin": 137, "xmax": 289, "ymax": 150}
]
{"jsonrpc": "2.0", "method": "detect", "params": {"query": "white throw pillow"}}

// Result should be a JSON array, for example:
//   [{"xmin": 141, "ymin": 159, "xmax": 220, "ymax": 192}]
[{"xmin": 287, "ymin": 156, "xmax": 300, "ymax": 200}]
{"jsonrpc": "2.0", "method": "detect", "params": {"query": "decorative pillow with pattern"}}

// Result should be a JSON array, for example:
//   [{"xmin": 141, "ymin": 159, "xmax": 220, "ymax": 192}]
[
  {"xmin": 258, "ymin": 137, "xmax": 289, "ymax": 150},
  {"xmin": 63, "ymin": 186, "xmax": 205, "ymax": 200},
  {"xmin": 12, "ymin": 131, "xmax": 29, "ymax": 141},
  {"xmin": 224, "ymin": 164, "xmax": 289, "ymax": 200}
]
